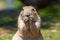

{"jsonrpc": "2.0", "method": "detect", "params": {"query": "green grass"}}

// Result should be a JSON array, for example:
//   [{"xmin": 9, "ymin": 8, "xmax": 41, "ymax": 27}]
[
  {"xmin": 41, "ymin": 29, "xmax": 60, "ymax": 40},
  {"xmin": 0, "ymin": 27, "xmax": 16, "ymax": 40},
  {"xmin": 0, "ymin": 29, "xmax": 60, "ymax": 40}
]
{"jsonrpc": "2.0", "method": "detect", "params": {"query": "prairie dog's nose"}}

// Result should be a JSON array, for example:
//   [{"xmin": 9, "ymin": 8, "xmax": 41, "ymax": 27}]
[{"xmin": 26, "ymin": 15, "xmax": 30, "ymax": 17}]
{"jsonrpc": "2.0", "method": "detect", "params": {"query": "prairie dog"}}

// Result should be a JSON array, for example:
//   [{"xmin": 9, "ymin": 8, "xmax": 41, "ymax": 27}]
[{"xmin": 12, "ymin": 6, "xmax": 43, "ymax": 40}]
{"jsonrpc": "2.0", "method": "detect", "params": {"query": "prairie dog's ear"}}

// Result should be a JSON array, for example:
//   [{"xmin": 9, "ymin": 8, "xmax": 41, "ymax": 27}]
[{"xmin": 20, "ymin": 9, "xmax": 24, "ymax": 16}]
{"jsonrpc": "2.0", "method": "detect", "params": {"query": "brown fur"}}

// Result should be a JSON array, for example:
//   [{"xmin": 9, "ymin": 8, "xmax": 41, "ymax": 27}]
[{"xmin": 12, "ymin": 6, "xmax": 43, "ymax": 40}]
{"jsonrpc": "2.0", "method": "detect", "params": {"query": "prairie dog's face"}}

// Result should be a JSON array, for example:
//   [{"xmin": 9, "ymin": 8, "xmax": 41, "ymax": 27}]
[{"xmin": 20, "ymin": 6, "xmax": 37, "ymax": 22}]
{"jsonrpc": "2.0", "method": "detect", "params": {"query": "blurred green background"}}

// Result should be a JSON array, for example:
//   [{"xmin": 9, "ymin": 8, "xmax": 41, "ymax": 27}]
[{"xmin": 0, "ymin": 0, "xmax": 60, "ymax": 40}]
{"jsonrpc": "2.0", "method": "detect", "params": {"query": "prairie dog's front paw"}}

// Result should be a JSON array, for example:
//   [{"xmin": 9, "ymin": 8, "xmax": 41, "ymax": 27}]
[{"xmin": 23, "ymin": 17, "xmax": 29, "ymax": 22}]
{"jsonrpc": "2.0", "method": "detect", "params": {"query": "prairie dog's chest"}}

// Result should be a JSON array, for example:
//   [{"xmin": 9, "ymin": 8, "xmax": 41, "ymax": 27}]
[{"xmin": 22, "ymin": 20, "xmax": 40, "ymax": 38}]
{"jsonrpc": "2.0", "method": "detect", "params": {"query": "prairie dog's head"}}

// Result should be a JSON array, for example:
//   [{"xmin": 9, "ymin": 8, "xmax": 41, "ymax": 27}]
[{"xmin": 20, "ymin": 6, "xmax": 37, "ymax": 22}]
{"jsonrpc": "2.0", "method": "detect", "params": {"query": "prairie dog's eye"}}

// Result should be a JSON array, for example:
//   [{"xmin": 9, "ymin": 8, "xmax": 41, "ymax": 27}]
[
  {"xmin": 31, "ymin": 9, "xmax": 36, "ymax": 15},
  {"xmin": 31, "ymin": 9, "xmax": 35, "ymax": 11}
]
